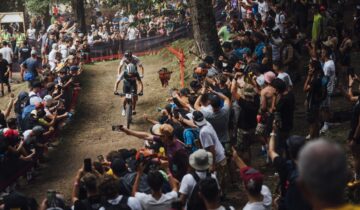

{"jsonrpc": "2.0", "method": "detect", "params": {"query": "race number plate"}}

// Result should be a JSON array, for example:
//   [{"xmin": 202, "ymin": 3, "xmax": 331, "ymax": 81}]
[{"xmin": 125, "ymin": 94, "xmax": 132, "ymax": 99}]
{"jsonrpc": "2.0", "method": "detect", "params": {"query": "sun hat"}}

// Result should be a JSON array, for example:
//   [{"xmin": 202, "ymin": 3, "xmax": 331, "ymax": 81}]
[
  {"xmin": 150, "ymin": 124, "xmax": 162, "ymax": 136},
  {"xmin": 192, "ymin": 111, "xmax": 207, "ymax": 127},
  {"xmin": 264, "ymin": 71, "xmax": 276, "ymax": 84},
  {"xmin": 189, "ymin": 149, "xmax": 213, "ymax": 171}
]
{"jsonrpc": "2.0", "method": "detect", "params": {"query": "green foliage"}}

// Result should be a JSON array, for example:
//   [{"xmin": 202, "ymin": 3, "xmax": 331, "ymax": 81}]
[
  {"xmin": 25, "ymin": 0, "xmax": 51, "ymax": 15},
  {"xmin": 24, "ymin": 0, "xmax": 69, "ymax": 15}
]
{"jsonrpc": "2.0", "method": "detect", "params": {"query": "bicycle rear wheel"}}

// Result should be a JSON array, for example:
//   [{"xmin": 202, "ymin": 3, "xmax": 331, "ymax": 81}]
[{"xmin": 126, "ymin": 103, "xmax": 132, "ymax": 128}]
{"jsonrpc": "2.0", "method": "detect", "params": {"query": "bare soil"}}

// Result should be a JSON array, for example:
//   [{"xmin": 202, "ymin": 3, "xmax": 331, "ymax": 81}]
[{"xmin": 17, "ymin": 56, "xmax": 174, "ymax": 202}]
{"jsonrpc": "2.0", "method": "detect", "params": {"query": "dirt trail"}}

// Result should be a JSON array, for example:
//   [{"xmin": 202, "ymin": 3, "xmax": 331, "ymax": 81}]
[{"xmin": 19, "ymin": 56, "xmax": 169, "ymax": 202}]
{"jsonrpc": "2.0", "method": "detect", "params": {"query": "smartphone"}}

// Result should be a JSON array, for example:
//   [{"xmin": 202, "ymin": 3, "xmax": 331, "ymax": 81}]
[
  {"xmin": 97, "ymin": 155, "xmax": 104, "ymax": 163},
  {"xmin": 47, "ymin": 190, "xmax": 56, "ymax": 204},
  {"xmin": 84, "ymin": 158, "xmax": 92, "ymax": 172},
  {"xmin": 112, "ymin": 125, "xmax": 123, "ymax": 131}
]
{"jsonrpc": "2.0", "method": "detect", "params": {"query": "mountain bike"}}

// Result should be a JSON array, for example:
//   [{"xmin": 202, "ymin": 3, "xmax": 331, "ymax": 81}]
[{"xmin": 115, "ymin": 91, "xmax": 142, "ymax": 128}]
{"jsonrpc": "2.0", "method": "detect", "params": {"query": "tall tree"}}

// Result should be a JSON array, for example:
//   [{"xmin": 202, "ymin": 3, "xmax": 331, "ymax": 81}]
[
  {"xmin": 72, "ymin": 0, "xmax": 86, "ymax": 33},
  {"xmin": 188, "ymin": 0, "xmax": 223, "ymax": 58}
]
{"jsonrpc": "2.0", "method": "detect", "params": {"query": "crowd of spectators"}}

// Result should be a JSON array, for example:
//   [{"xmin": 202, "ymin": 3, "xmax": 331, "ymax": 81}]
[{"xmin": 2, "ymin": 0, "xmax": 360, "ymax": 210}]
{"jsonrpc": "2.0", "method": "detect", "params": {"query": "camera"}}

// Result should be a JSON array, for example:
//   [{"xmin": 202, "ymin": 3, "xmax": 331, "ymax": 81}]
[{"xmin": 112, "ymin": 125, "xmax": 123, "ymax": 131}]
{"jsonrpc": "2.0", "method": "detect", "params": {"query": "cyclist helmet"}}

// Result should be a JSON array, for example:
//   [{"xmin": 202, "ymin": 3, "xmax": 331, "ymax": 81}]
[
  {"xmin": 124, "ymin": 50, "xmax": 132, "ymax": 59},
  {"xmin": 126, "ymin": 63, "xmax": 137, "ymax": 74}
]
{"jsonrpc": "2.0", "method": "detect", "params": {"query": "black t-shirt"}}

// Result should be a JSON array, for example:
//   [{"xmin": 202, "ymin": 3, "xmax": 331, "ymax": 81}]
[
  {"xmin": 277, "ymin": 91, "xmax": 295, "ymax": 132},
  {"xmin": 214, "ymin": 86, "xmax": 232, "ymax": 100},
  {"xmin": 349, "ymin": 98, "xmax": 360, "ymax": 142},
  {"xmin": 73, "ymin": 195, "xmax": 102, "ymax": 210},
  {"xmin": 19, "ymin": 46, "xmax": 31, "ymax": 61},
  {"xmin": 0, "ymin": 59, "xmax": 9, "ymax": 75},
  {"xmin": 307, "ymin": 76, "xmax": 323, "ymax": 109},
  {"xmin": 238, "ymin": 96, "xmax": 260, "ymax": 130},
  {"xmin": 273, "ymin": 156, "xmax": 312, "ymax": 210}
]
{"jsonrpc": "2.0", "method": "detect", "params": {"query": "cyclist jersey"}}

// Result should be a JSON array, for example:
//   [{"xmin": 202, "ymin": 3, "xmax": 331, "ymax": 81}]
[
  {"xmin": 120, "ymin": 56, "xmax": 142, "ymax": 69},
  {"xmin": 123, "ymin": 71, "xmax": 141, "ymax": 87}
]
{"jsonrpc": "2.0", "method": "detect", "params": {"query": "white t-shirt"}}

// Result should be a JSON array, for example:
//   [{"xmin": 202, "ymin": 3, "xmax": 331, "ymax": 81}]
[
  {"xmin": 257, "ymin": 1, "xmax": 269, "ymax": 21},
  {"xmin": 119, "ymin": 56, "xmax": 142, "ymax": 70},
  {"xmin": 127, "ymin": 27, "xmax": 138, "ymax": 40},
  {"xmin": 23, "ymin": 130, "xmax": 35, "ymax": 143},
  {"xmin": 277, "ymin": 72, "xmax": 293, "ymax": 88},
  {"xmin": 27, "ymin": 28, "xmax": 36, "ymax": 40},
  {"xmin": 243, "ymin": 185, "xmax": 272, "ymax": 210},
  {"xmin": 199, "ymin": 122, "xmax": 226, "ymax": 163},
  {"xmin": 135, "ymin": 191, "xmax": 178, "ymax": 210},
  {"xmin": 99, "ymin": 195, "xmax": 142, "ymax": 210},
  {"xmin": 0, "ymin": 47, "xmax": 13, "ymax": 64},
  {"xmin": 179, "ymin": 171, "xmax": 218, "ymax": 209},
  {"xmin": 29, "ymin": 91, "xmax": 42, "ymax": 105},
  {"xmin": 323, "ymin": 59, "xmax": 336, "ymax": 94},
  {"xmin": 275, "ymin": 12, "xmax": 286, "ymax": 34}
]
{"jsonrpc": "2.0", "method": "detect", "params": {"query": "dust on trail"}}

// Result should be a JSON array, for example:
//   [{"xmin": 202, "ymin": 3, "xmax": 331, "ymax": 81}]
[{"xmin": 19, "ymin": 56, "xmax": 170, "ymax": 202}]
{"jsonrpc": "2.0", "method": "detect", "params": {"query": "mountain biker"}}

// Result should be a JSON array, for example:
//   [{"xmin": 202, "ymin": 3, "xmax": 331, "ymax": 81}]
[
  {"xmin": 120, "ymin": 63, "xmax": 143, "ymax": 116},
  {"xmin": 114, "ymin": 50, "xmax": 144, "ymax": 94}
]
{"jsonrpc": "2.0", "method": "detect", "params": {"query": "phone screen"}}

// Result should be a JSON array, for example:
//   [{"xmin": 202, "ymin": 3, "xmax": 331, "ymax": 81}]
[
  {"xmin": 84, "ymin": 158, "xmax": 92, "ymax": 172},
  {"xmin": 97, "ymin": 155, "xmax": 104, "ymax": 162}
]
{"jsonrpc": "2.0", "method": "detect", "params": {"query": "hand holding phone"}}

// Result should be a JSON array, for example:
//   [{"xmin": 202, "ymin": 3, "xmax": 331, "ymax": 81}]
[
  {"xmin": 84, "ymin": 158, "xmax": 92, "ymax": 172},
  {"xmin": 112, "ymin": 125, "xmax": 124, "ymax": 131}
]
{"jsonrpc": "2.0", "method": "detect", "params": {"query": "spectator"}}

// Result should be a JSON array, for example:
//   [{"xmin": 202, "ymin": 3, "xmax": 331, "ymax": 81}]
[
  {"xmin": 199, "ymin": 178, "xmax": 235, "ymax": 210},
  {"xmin": 298, "ymin": 139, "xmax": 358, "ymax": 210},
  {"xmin": 98, "ymin": 175, "xmax": 142, "ymax": 210},
  {"xmin": 133, "ymin": 166, "xmax": 178, "ymax": 210},
  {"xmin": 179, "ymin": 149, "xmax": 218, "ymax": 209},
  {"xmin": 232, "ymin": 147, "xmax": 272, "ymax": 210},
  {"xmin": 0, "ymin": 53, "xmax": 11, "ymax": 96}
]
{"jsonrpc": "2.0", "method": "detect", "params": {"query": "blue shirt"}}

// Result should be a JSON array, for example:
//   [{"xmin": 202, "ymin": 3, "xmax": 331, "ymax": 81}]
[
  {"xmin": 22, "ymin": 58, "xmax": 40, "ymax": 76},
  {"xmin": 255, "ymin": 42, "xmax": 265, "ymax": 64}
]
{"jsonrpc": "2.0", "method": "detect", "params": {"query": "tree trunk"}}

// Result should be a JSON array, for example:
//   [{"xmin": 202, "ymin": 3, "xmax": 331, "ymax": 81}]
[
  {"xmin": 72, "ymin": 0, "xmax": 87, "ymax": 33},
  {"xmin": 189, "ymin": 0, "xmax": 223, "ymax": 58}
]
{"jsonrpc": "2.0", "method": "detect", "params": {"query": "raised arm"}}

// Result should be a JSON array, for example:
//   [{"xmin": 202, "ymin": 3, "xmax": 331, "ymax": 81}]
[
  {"xmin": 232, "ymin": 147, "xmax": 248, "ymax": 169},
  {"xmin": 268, "ymin": 121, "xmax": 279, "ymax": 161},
  {"xmin": 120, "ymin": 127, "xmax": 154, "ymax": 141}
]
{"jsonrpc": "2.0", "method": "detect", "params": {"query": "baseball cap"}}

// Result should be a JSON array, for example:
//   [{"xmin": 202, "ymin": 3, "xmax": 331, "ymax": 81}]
[
  {"xmin": 31, "ymin": 50, "xmax": 37, "ymax": 55},
  {"xmin": 192, "ymin": 111, "xmax": 207, "ymax": 127},
  {"xmin": 32, "ymin": 126, "xmax": 45, "ymax": 136},
  {"xmin": 264, "ymin": 71, "xmax": 276, "ymax": 84},
  {"xmin": 240, "ymin": 166, "xmax": 264, "ymax": 190}
]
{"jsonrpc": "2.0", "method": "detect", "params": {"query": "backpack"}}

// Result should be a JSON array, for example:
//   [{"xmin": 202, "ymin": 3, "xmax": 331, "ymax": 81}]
[
  {"xmin": 102, "ymin": 196, "xmax": 131, "ymax": 210},
  {"xmin": 187, "ymin": 172, "xmax": 211, "ymax": 210},
  {"xmin": 15, "ymin": 92, "xmax": 30, "ymax": 115}
]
